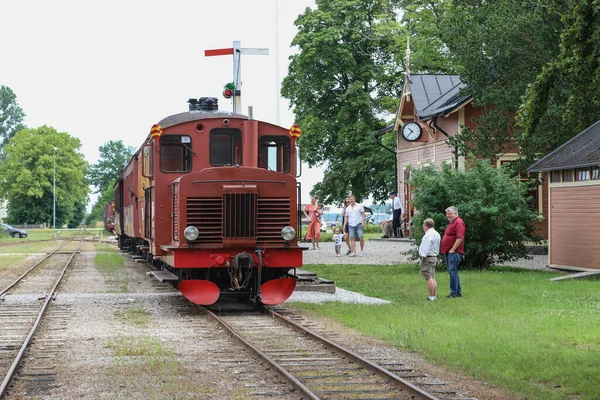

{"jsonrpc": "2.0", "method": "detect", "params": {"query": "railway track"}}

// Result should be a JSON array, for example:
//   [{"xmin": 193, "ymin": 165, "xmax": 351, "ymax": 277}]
[
  {"xmin": 203, "ymin": 302, "xmax": 462, "ymax": 400},
  {"xmin": 0, "ymin": 240, "xmax": 82, "ymax": 398}
]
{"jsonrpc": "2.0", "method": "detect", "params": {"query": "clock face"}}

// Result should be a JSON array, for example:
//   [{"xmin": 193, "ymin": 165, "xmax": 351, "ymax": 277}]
[{"xmin": 402, "ymin": 122, "xmax": 422, "ymax": 141}]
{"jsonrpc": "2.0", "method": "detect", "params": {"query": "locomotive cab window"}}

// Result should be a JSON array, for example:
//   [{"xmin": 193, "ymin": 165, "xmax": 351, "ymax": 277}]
[
  {"xmin": 258, "ymin": 136, "xmax": 290, "ymax": 173},
  {"xmin": 160, "ymin": 135, "xmax": 193, "ymax": 173},
  {"xmin": 210, "ymin": 129, "xmax": 242, "ymax": 166}
]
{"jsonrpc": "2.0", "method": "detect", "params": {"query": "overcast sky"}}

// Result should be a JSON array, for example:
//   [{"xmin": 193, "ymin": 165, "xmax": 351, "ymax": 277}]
[{"xmin": 0, "ymin": 0, "xmax": 322, "ymax": 208}]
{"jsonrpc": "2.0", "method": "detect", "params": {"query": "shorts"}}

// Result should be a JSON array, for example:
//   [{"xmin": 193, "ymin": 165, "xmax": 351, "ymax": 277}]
[
  {"xmin": 344, "ymin": 224, "xmax": 349, "ymax": 234},
  {"xmin": 348, "ymin": 224, "xmax": 364, "ymax": 239},
  {"xmin": 420, "ymin": 256, "xmax": 436, "ymax": 280}
]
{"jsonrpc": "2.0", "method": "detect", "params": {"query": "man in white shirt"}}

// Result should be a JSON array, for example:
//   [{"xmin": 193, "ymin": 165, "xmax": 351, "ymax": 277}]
[
  {"xmin": 419, "ymin": 218, "xmax": 441, "ymax": 301},
  {"xmin": 389, "ymin": 191, "xmax": 403, "ymax": 238},
  {"xmin": 343, "ymin": 194, "xmax": 366, "ymax": 257}
]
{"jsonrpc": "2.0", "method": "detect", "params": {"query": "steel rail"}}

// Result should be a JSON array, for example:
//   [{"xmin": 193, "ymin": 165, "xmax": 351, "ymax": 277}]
[
  {"xmin": 201, "ymin": 306, "xmax": 321, "ymax": 400},
  {"xmin": 0, "ymin": 240, "xmax": 82, "ymax": 397},
  {"xmin": 0, "ymin": 239, "xmax": 72, "ymax": 297},
  {"xmin": 265, "ymin": 307, "xmax": 440, "ymax": 400}
]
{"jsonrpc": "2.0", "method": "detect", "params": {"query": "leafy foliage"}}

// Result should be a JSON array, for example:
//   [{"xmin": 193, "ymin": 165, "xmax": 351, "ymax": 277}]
[
  {"xmin": 88, "ymin": 140, "xmax": 135, "ymax": 193},
  {"xmin": 518, "ymin": 0, "xmax": 600, "ymax": 167},
  {"xmin": 0, "ymin": 126, "xmax": 89, "ymax": 226},
  {"xmin": 85, "ymin": 183, "xmax": 114, "ymax": 227},
  {"xmin": 282, "ymin": 0, "xmax": 408, "ymax": 204},
  {"xmin": 409, "ymin": 161, "xmax": 541, "ymax": 269},
  {"xmin": 437, "ymin": 0, "xmax": 563, "ymax": 168},
  {"xmin": 0, "ymin": 85, "xmax": 26, "ymax": 158}
]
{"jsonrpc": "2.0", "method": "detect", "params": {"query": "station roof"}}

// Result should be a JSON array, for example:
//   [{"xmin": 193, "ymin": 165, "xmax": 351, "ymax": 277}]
[
  {"xmin": 528, "ymin": 119, "xmax": 600, "ymax": 172},
  {"xmin": 407, "ymin": 74, "xmax": 472, "ymax": 120}
]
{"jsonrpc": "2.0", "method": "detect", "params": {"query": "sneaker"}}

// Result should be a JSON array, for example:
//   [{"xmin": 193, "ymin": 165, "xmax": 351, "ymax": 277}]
[
  {"xmin": 359, "ymin": 251, "xmax": 364, "ymax": 257},
  {"xmin": 349, "ymin": 253, "xmax": 356, "ymax": 257},
  {"xmin": 380, "ymin": 235, "xmax": 390, "ymax": 238},
  {"xmin": 337, "ymin": 254, "xmax": 340, "ymax": 257},
  {"xmin": 346, "ymin": 250, "xmax": 352, "ymax": 256},
  {"xmin": 427, "ymin": 297, "xmax": 436, "ymax": 301}
]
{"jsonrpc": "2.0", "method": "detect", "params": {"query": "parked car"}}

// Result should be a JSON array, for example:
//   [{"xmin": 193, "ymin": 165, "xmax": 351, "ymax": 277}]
[
  {"xmin": 320, "ymin": 213, "xmax": 342, "ymax": 232},
  {"xmin": 1, "ymin": 223, "xmax": 28, "ymax": 238}
]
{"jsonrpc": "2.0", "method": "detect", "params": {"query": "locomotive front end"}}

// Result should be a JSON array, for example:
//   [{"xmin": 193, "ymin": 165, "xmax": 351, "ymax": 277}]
[{"xmin": 167, "ymin": 167, "xmax": 302, "ymax": 305}]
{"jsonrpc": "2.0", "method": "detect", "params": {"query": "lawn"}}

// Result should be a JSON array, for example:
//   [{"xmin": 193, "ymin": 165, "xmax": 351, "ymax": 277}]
[{"xmin": 291, "ymin": 263, "xmax": 600, "ymax": 400}]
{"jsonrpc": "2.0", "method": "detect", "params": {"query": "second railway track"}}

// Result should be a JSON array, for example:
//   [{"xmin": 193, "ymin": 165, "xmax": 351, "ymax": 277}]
[{"xmin": 0, "ymin": 239, "xmax": 82, "ymax": 398}]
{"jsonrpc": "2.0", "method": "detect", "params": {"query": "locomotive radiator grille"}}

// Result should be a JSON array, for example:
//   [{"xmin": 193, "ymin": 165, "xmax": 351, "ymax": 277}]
[
  {"xmin": 257, "ymin": 198, "xmax": 290, "ymax": 244},
  {"xmin": 223, "ymin": 192, "xmax": 257, "ymax": 238},
  {"xmin": 187, "ymin": 198, "xmax": 222, "ymax": 243},
  {"xmin": 185, "ymin": 196, "xmax": 291, "ymax": 245}
]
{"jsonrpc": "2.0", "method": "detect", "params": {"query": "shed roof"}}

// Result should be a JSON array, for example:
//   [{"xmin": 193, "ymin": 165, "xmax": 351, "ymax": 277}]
[
  {"xmin": 528, "ymin": 119, "xmax": 600, "ymax": 172},
  {"xmin": 407, "ymin": 75, "xmax": 472, "ymax": 120}
]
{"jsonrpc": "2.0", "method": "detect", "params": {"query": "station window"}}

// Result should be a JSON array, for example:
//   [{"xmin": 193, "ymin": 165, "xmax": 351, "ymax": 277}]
[
  {"xmin": 575, "ymin": 167, "xmax": 590, "ymax": 181},
  {"xmin": 160, "ymin": 135, "xmax": 193, "ymax": 172},
  {"xmin": 550, "ymin": 170, "xmax": 561, "ymax": 183},
  {"xmin": 210, "ymin": 129, "xmax": 242, "ymax": 166},
  {"xmin": 562, "ymin": 169, "xmax": 574, "ymax": 182},
  {"xmin": 592, "ymin": 167, "xmax": 599, "ymax": 180},
  {"xmin": 258, "ymin": 136, "xmax": 290, "ymax": 173}
]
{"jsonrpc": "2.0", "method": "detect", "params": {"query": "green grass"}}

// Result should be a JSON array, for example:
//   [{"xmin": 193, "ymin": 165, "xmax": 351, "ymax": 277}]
[
  {"xmin": 108, "ymin": 335, "xmax": 214, "ymax": 399},
  {"xmin": 0, "ymin": 254, "xmax": 27, "ymax": 270},
  {"xmin": 115, "ymin": 306, "xmax": 151, "ymax": 326},
  {"xmin": 0, "ymin": 241, "xmax": 63, "ymax": 254},
  {"xmin": 95, "ymin": 247, "xmax": 128, "ymax": 292},
  {"xmin": 292, "ymin": 263, "xmax": 600, "ymax": 399}
]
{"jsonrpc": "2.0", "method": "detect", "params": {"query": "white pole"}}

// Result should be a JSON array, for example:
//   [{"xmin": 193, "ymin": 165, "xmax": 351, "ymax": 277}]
[
  {"xmin": 274, "ymin": 0, "xmax": 281, "ymax": 125},
  {"xmin": 233, "ymin": 41, "xmax": 242, "ymax": 114},
  {"xmin": 53, "ymin": 147, "xmax": 57, "ymax": 230}
]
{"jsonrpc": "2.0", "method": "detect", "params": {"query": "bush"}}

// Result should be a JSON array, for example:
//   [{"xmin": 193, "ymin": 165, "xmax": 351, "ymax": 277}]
[{"xmin": 409, "ymin": 160, "xmax": 542, "ymax": 269}]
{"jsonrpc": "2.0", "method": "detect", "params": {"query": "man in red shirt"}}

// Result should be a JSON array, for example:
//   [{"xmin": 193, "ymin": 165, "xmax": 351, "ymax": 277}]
[{"xmin": 440, "ymin": 206, "xmax": 465, "ymax": 298}]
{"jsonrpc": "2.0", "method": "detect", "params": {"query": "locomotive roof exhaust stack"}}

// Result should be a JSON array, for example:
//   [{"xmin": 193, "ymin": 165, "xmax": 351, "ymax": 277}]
[{"xmin": 187, "ymin": 97, "xmax": 219, "ymax": 112}]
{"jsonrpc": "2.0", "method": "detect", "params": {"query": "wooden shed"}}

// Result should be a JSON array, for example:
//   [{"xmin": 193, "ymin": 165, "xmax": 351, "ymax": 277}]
[{"xmin": 528, "ymin": 120, "xmax": 600, "ymax": 271}]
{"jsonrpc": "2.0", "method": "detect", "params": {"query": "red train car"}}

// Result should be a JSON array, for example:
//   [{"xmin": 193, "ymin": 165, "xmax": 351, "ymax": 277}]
[
  {"xmin": 113, "ymin": 97, "xmax": 303, "ymax": 305},
  {"xmin": 103, "ymin": 200, "xmax": 115, "ymax": 231}
]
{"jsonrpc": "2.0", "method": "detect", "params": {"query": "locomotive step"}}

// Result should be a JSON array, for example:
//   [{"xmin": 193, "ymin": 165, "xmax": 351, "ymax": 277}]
[{"xmin": 147, "ymin": 270, "xmax": 179, "ymax": 282}]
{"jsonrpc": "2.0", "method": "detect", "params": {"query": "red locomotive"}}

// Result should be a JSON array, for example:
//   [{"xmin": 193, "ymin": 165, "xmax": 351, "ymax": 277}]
[{"xmin": 112, "ymin": 97, "xmax": 303, "ymax": 305}]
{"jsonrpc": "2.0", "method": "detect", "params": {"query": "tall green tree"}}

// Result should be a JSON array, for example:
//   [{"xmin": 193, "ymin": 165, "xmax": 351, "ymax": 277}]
[
  {"xmin": 0, "ymin": 126, "xmax": 89, "ymax": 227},
  {"xmin": 518, "ymin": 0, "xmax": 600, "ymax": 165},
  {"xmin": 0, "ymin": 85, "xmax": 26, "ymax": 157},
  {"xmin": 281, "ymin": 0, "xmax": 405, "ymax": 204},
  {"xmin": 88, "ymin": 140, "xmax": 135, "ymax": 193},
  {"xmin": 435, "ymin": 0, "xmax": 563, "ymax": 169},
  {"xmin": 85, "ymin": 182, "xmax": 115, "ymax": 227}
]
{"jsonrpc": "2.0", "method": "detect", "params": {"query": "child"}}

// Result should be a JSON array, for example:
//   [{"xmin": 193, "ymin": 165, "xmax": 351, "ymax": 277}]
[
  {"xmin": 316, "ymin": 203, "xmax": 324, "ymax": 248},
  {"xmin": 333, "ymin": 227, "xmax": 343, "ymax": 257}
]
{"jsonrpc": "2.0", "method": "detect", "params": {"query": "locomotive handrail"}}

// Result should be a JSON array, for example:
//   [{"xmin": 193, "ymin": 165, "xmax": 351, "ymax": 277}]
[{"xmin": 192, "ymin": 179, "xmax": 286, "ymax": 184}]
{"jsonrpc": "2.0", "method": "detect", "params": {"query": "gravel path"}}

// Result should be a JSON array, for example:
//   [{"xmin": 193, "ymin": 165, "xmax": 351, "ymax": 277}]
[{"xmin": 301, "ymin": 238, "xmax": 552, "ymax": 271}]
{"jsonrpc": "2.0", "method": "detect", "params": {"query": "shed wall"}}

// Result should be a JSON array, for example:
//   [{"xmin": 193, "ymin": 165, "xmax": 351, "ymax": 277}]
[{"xmin": 550, "ymin": 184, "xmax": 600, "ymax": 270}]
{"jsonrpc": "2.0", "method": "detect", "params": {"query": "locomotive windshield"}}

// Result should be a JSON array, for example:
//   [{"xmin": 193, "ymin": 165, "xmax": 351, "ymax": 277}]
[
  {"xmin": 210, "ymin": 128, "xmax": 242, "ymax": 166},
  {"xmin": 258, "ymin": 136, "xmax": 290, "ymax": 173},
  {"xmin": 160, "ymin": 135, "xmax": 193, "ymax": 172}
]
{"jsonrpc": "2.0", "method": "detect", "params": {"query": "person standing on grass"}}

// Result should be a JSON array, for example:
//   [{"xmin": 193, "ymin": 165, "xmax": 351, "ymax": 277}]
[
  {"xmin": 303, "ymin": 196, "xmax": 320, "ymax": 250},
  {"xmin": 441, "ymin": 206, "xmax": 465, "ymax": 298},
  {"xmin": 419, "ymin": 218, "xmax": 440, "ymax": 301},
  {"xmin": 344, "ymin": 194, "xmax": 366, "ymax": 257},
  {"xmin": 333, "ymin": 227, "xmax": 343, "ymax": 257}
]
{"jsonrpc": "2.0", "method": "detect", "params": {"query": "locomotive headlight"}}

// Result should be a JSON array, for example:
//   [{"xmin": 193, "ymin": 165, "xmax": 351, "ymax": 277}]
[
  {"xmin": 184, "ymin": 226, "xmax": 199, "ymax": 241},
  {"xmin": 281, "ymin": 226, "xmax": 296, "ymax": 241}
]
